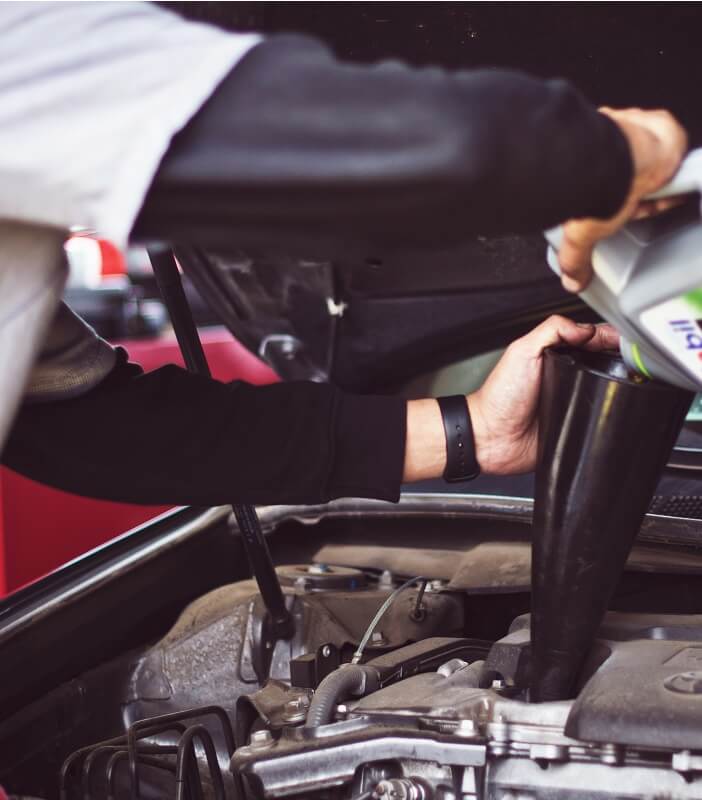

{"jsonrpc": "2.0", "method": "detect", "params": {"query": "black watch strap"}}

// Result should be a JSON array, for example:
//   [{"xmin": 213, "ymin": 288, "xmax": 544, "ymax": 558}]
[{"xmin": 437, "ymin": 395, "xmax": 481, "ymax": 482}]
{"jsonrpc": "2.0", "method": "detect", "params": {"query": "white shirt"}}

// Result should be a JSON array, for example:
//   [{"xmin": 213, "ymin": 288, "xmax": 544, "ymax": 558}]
[
  {"xmin": 0, "ymin": 1, "xmax": 261, "ymax": 248},
  {"xmin": 0, "ymin": 3, "xmax": 260, "ymax": 452}
]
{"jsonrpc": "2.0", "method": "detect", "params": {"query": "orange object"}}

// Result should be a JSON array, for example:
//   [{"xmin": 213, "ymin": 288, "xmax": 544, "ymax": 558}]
[{"xmin": 97, "ymin": 238, "xmax": 127, "ymax": 276}]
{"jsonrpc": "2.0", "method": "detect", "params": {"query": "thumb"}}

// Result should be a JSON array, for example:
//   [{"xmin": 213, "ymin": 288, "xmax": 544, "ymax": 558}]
[
  {"xmin": 516, "ymin": 316, "xmax": 596, "ymax": 359},
  {"xmin": 582, "ymin": 323, "xmax": 620, "ymax": 351}
]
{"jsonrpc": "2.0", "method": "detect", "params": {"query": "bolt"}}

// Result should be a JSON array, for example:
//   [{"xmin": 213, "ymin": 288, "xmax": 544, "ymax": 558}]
[
  {"xmin": 599, "ymin": 743, "xmax": 622, "ymax": 765},
  {"xmin": 374, "ymin": 779, "xmax": 427, "ymax": 800},
  {"xmin": 665, "ymin": 670, "xmax": 702, "ymax": 695},
  {"xmin": 529, "ymin": 743, "xmax": 568, "ymax": 763},
  {"xmin": 455, "ymin": 718, "xmax": 478, "ymax": 738},
  {"xmin": 321, "ymin": 644, "xmax": 332, "ymax": 658},
  {"xmin": 673, "ymin": 749, "xmax": 694, "ymax": 773},
  {"xmin": 250, "ymin": 729, "xmax": 274, "ymax": 749},
  {"xmin": 379, "ymin": 569, "xmax": 394, "ymax": 589},
  {"xmin": 283, "ymin": 696, "xmax": 309, "ymax": 723},
  {"xmin": 371, "ymin": 631, "xmax": 386, "ymax": 645}
]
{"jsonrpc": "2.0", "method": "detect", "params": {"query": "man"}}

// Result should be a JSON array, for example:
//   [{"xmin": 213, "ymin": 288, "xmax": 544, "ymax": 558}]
[{"xmin": 0, "ymin": 3, "xmax": 687, "ymax": 506}]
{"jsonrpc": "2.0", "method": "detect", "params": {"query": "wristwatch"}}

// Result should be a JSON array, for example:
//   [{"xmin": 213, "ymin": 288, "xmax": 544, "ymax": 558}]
[{"xmin": 437, "ymin": 395, "xmax": 481, "ymax": 482}]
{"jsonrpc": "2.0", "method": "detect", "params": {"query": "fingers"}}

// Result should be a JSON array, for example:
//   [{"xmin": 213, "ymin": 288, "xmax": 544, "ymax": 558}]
[
  {"xmin": 558, "ymin": 191, "xmax": 683, "ymax": 293},
  {"xmin": 632, "ymin": 195, "xmax": 685, "ymax": 220},
  {"xmin": 558, "ymin": 223, "xmax": 598, "ymax": 292},
  {"xmin": 511, "ymin": 316, "xmax": 619, "ymax": 359},
  {"xmin": 512, "ymin": 315, "xmax": 595, "ymax": 359}
]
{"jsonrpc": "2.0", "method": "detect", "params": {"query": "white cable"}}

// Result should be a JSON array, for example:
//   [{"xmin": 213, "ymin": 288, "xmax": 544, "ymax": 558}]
[{"xmin": 351, "ymin": 576, "xmax": 427, "ymax": 665}]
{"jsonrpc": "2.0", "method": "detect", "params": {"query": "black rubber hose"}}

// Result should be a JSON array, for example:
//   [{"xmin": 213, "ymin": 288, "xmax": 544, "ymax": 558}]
[{"xmin": 305, "ymin": 665, "xmax": 379, "ymax": 728}]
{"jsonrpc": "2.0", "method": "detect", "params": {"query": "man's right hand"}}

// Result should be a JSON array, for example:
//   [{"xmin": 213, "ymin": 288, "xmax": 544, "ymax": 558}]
[{"xmin": 557, "ymin": 107, "xmax": 688, "ymax": 293}]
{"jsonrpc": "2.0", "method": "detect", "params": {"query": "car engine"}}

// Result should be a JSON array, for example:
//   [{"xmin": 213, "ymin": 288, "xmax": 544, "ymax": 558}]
[
  {"xmin": 230, "ymin": 609, "xmax": 702, "ymax": 800},
  {"xmin": 8, "ymin": 497, "xmax": 702, "ymax": 800},
  {"xmin": 57, "ymin": 562, "xmax": 702, "ymax": 799}
]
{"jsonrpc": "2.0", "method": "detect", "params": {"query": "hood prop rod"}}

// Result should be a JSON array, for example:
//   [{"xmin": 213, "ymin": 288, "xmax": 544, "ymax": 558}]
[{"xmin": 148, "ymin": 248, "xmax": 295, "ymax": 654}]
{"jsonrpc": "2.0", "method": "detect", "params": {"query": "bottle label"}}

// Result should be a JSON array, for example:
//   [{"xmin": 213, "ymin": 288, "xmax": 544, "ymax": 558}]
[{"xmin": 640, "ymin": 288, "xmax": 702, "ymax": 383}]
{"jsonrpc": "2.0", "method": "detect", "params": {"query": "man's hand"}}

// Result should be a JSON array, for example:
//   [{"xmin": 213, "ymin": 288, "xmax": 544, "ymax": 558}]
[
  {"xmin": 558, "ymin": 108, "xmax": 688, "ymax": 293},
  {"xmin": 402, "ymin": 316, "xmax": 619, "ymax": 482},
  {"xmin": 467, "ymin": 316, "xmax": 619, "ymax": 474}
]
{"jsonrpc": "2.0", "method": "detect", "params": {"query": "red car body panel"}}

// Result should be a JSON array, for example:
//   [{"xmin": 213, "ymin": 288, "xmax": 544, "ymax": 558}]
[{"xmin": 0, "ymin": 327, "xmax": 278, "ymax": 595}]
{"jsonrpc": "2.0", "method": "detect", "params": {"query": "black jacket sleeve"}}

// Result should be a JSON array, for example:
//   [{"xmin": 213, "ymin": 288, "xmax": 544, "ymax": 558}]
[
  {"xmin": 4, "ymin": 36, "xmax": 633, "ymax": 507},
  {"xmin": 2, "ymin": 350, "xmax": 406, "ymax": 506},
  {"xmin": 133, "ymin": 34, "xmax": 632, "ymax": 252}
]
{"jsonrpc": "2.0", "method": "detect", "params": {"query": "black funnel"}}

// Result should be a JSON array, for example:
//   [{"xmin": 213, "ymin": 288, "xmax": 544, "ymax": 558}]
[{"xmin": 530, "ymin": 347, "xmax": 693, "ymax": 702}]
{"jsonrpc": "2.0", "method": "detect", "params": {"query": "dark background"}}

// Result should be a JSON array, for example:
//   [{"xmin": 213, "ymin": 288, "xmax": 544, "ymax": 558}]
[{"xmin": 166, "ymin": 2, "xmax": 702, "ymax": 144}]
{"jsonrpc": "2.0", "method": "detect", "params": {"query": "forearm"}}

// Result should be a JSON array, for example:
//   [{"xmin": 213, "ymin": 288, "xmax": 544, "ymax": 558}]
[
  {"xmin": 4, "ymin": 318, "xmax": 619, "ymax": 506},
  {"xmin": 133, "ymin": 34, "xmax": 632, "ymax": 252},
  {"xmin": 3, "ymin": 353, "xmax": 406, "ymax": 506},
  {"xmin": 403, "ymin": 399, "xmax": 447, "ymax": 483}
]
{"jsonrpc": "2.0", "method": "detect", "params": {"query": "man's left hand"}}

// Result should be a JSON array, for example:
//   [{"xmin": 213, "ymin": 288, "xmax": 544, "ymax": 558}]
[
  {"xmin": 403, "ymin": 315, "xmax": 619, "ymax": 483},
  {"xmin": 467, "ymin": 315, "xmax": 619, "ymax": 474}
]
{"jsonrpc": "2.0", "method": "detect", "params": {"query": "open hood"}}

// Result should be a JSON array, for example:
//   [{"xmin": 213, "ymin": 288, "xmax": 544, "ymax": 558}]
[{"xmin": 175, "ymin": 234, "xmax": 583, "ymax": 392}]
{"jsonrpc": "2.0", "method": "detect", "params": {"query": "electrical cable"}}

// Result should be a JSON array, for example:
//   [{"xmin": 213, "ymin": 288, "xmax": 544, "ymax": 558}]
[{"xmin": 351, "ymin": 576, "xmax": 427, "ymax": 664}]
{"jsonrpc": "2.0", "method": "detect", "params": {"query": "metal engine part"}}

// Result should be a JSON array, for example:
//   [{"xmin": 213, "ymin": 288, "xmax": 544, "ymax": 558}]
[
  {"xmin": 113, "ymin": 567, "xmax": 462, "ymax": 797},
  {"xmin": 276, "ymin": 564, "xmax": 367, "ymax": 591},
  {"xmin": 233, "ymin": 614, "xmax": 702, "ymax": 800},
  {"xmin": 124, "ymin": 569, "xmax": 463, "ymax": 721}
]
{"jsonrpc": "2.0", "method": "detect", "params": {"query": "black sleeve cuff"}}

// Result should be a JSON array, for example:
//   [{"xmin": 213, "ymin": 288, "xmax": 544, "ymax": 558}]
[
  {"xmin": 326, "ymin": 392, "xmax": 407, "ymax": 502},
  {"xmin": 586, "ymin": 112, "xmax": 633, "ymax": 219},
  {"xmin": 530, "ymin": 80, "xmax": 633, "ymax": 221}
]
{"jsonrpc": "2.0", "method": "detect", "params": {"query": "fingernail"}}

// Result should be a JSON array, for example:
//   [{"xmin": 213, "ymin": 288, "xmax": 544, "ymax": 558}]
[{"xmin": 576, "ymin": 322, "xmax": 595, "ymax": 330}]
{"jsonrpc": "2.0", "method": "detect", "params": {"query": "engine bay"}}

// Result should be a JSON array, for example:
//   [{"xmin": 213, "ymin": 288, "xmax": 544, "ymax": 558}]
[
  {"xmin": 233, "ymin": 609, "xmax": 702, "ymax": 800},
  {"xmin": 5, "ymin": 497, "xmax": 702, "ymax": 799}
]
